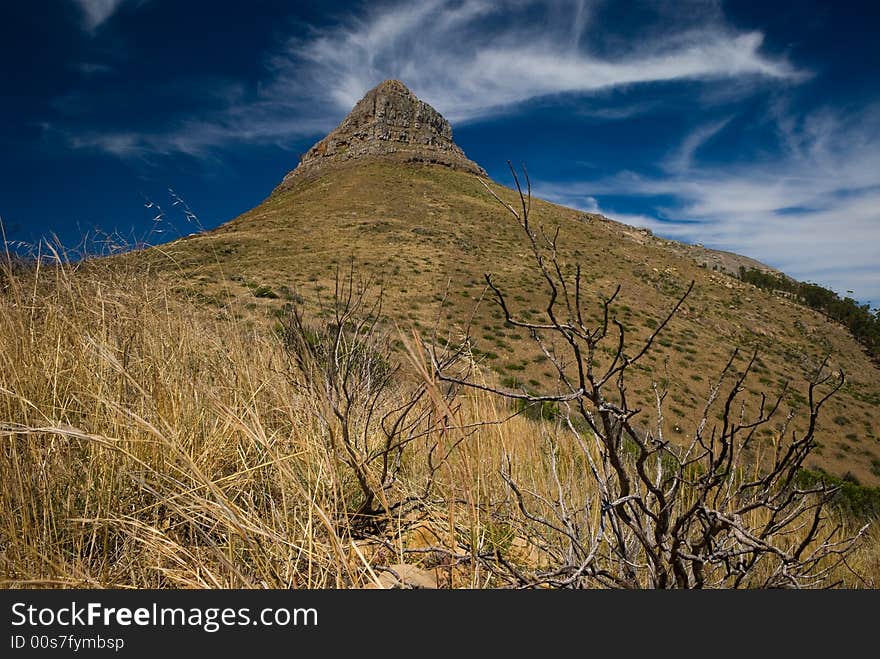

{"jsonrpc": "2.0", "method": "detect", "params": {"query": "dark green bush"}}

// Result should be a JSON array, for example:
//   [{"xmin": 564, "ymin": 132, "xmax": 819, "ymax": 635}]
[{"xmin": 796, "ymin": 468, "xmax": 880, "ymax": 520}]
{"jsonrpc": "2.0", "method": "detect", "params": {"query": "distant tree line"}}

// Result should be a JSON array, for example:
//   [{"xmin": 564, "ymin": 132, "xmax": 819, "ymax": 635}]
[{"xmin": 738, "ymin": 267, "xmax": 880, "ymax": 360}]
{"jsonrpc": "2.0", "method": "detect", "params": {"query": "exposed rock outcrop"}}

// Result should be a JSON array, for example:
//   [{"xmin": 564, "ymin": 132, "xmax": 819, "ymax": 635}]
[{"xmin": 275, "ymin": 80, "xmax": 486, "ymax": 192}]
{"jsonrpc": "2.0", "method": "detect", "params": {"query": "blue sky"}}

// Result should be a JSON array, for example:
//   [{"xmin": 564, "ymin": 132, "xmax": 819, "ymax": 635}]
[{"xmin": 1, "ymin": 0, "xmax": 878, "ymax": 303}]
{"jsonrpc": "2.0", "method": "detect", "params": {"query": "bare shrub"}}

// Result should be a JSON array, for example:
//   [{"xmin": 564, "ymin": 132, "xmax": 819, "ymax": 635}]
[
  {"xmin": 279, "ymin": 266, "xmax": 463, "ymax": 524},
  {"xmin": 433, "ymin": 164, "xmax": 869, "ymax": 588}
]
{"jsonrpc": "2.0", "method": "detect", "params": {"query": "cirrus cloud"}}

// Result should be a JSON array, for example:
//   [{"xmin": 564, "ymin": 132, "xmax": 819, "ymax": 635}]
[
  {"xmin": 60, "ymin": 0, "xmax": 802, "ymax": 156},
  {"xmin": 536, "ymin": 104, "xmax": 880, "ymax": 303},
  {"xmin": 71, "ymin": 0, "xmax": 128, "ymax": 31}
]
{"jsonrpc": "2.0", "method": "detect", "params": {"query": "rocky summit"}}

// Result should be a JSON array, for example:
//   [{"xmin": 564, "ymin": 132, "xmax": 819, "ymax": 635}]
[{"xmin": 275, "ymin": 80, "xmax": 486, "ymax": 192}]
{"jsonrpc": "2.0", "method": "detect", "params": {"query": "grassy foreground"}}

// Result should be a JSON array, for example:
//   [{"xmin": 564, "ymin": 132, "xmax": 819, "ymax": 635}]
[{"xmin": 1, "ymin": 254, "xmax": 877, "ymax": 588}]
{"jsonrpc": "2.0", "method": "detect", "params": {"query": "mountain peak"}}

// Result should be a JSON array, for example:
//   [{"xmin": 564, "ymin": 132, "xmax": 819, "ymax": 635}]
[
  {"xmin": 276, "ymin": 79, "xmax": 486, "ymax": 191},
  {"xmin": 372, "ymin": 78, "xmax": 413, "ymax": 95}
]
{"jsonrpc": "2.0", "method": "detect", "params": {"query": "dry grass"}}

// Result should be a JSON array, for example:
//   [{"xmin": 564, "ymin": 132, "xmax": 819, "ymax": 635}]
[
  {"xmin": 151, "ymin": 160, "xmax": 880, "ymax": 485},
  {"xmin": 0, "ymin": 252, "xmax": 877, "ymax": 588}
]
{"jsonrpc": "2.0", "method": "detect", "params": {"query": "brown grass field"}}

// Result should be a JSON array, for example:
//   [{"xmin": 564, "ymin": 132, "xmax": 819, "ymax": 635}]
[{"xmin": 1, "ymin": 160, "xmax": 878, "ymax": 587}]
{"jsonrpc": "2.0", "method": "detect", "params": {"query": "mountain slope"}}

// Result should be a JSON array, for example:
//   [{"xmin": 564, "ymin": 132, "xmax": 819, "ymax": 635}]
[{"xmin": 152, "ymin": 81, "xmax": 880, "ymax": 484}]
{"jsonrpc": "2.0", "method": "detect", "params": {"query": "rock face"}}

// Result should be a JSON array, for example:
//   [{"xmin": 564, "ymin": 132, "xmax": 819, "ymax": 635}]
[
  {"xmin": 372, "ymin": 564, "xmax": 438, "ymax": 589},
  {"xmin": 276, "ymin": 80, "xmax": 486, "ymax": 192}
]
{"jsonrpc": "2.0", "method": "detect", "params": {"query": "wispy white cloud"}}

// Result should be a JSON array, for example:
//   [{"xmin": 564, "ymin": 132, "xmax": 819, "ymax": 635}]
[
  {"xmin": 537, "ymin": 106, "xmax": 880, "ymax": 303},
  {"xmin": 63, "ymin": 113, "xmax": 332, "ymax": 158},
  {"xmin": 279, "ymin": 0, "xmax": 801, "ymax": 123},
  {"xmin": 71, "ymin": 0, "xmax": 128, "ymax": 31},
  {"xmin": 664, "ymin": 117, "xmax": 732, "ymax": 173},
  {"xmin": 63, "ymin": 0, "xmax": 801, "ymax": 156}
]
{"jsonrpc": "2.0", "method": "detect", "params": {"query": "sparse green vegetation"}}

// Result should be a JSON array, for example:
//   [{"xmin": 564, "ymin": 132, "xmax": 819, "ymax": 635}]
[
  {"xmin": 251, "ymin": 284, "xmax": 278, "ymax": 298},
  {"xmin": 797, "ymin": 468, "xmax": 880, "ymax": 520}
]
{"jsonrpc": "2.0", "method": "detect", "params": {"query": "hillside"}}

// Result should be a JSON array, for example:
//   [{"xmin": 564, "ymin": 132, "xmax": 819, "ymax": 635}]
[
  {"xmin": 142, "ymin": 83, "xmax": 880, "ymax": 485},
  {"xmin": 5, "ymin": 79, "xmax": 880, "ymax": 590}
]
